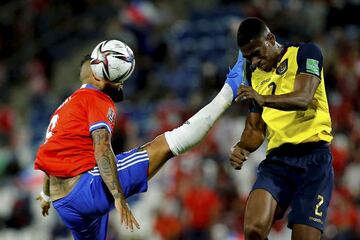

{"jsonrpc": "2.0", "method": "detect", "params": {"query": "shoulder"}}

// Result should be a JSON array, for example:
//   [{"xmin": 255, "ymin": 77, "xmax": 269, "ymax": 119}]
[
  {"xmin": 284, "ymin": 42, "xmax": 321, "ymax": 51},
  {"xmin": 297, "ymin": 42, "xmax": 323, "ymax": 57},
  {"xmin": 283, "ymin": 42, "xmax": 323, "ymax": 58},
  {"xmin": 294, "ymin": 42, "xmax": 323, "ymax": 78},
  {"xmin": 77, "ymin": 89, "xmax": 114, "ymax": 105}
]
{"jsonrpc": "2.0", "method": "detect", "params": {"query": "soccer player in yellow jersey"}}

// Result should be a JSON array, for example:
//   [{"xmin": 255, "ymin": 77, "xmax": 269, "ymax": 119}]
[{"xmin": 229, "ymin": 18, "xmax": 333, "ymax": 240}]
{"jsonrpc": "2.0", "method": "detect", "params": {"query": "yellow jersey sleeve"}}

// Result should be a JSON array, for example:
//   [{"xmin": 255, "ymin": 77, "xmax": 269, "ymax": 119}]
[{"xmin": 250, "ymin": 42, "xmax": 333, "ymax": 154}]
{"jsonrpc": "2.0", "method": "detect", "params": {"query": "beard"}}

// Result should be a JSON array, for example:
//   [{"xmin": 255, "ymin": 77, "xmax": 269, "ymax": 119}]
[{"xmin": 103, "ymin": 83, "xmax": 124, "ymax": 102}]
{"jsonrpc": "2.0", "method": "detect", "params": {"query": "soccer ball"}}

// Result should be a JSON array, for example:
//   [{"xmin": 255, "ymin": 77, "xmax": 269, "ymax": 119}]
[{"xmin": 90, "ymin": 40, "xmax": 135, "ymax": 83}]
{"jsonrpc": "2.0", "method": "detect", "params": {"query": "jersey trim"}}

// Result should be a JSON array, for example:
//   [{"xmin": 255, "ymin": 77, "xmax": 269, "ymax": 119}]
[
  {"xmin": 89, "ymin": 121, "xmax": 112, "ymax": 134},
  {"xmin": 298, "ymin": 72, "xmax": 321, "ymax": 81},
  {"xmin": 88, "ymin": 150, "xmax": 149, "ymax": 176},
  {"xmin": 81, "ymin": 84, "xmax": 98, "ymax": 90},
  {"xmin": 248, "ymin": 100, "xmax": 263, "ymax": 113}
]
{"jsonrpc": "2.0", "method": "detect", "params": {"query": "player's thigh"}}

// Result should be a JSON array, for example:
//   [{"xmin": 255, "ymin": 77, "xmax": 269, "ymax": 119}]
[
  {"xmin": 142, "ymin": 134, "xmax": 174, "ymax": 179},
  {"xmin": 70, "ymin": 214, "xmax": 109, "ymax": 240},
  {"xmin": 247, "ymin": 157, "xmax": 295, "ymax": 230},
  {"xmin": 112, "ymin": 149, "xmax": 150, "ymax": 199},
  {"xmin": 244, "ymin": 189, "xmax": 278, "ymax": 235},
  {"xmin": 54, "ymin": 197, "xmax": 109, "ymax": 240},
  {"xmin": 288, "ymin": 150, "xmax": 333, "ymax": 233},
  {"xmin": 291, "ymin": 224, "xmax": 321, "ymax": 240}
]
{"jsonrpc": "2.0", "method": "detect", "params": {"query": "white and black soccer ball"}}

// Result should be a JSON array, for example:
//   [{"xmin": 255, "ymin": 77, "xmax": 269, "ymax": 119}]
[{"xmin": 90, "ymin": 40, "xmax": 135, "ymax": 83}]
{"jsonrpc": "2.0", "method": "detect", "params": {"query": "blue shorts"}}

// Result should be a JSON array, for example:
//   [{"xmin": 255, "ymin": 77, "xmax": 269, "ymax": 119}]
[
  {"xmin": 251, "ymin": 141, "xmax": 333, "ymax": 232},
  {"xmin": 52, "ymin": 148, "xmax": 149, "ymax": 240}
]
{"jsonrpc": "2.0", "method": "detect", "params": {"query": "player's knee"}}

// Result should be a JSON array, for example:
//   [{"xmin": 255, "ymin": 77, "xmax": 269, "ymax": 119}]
[
  {"xmin": 144, "ymin": 134, "xmax": 174, "ymax": 179},
  {"xmin": 244, "ymin": 223, "xmax": 267, "ymax": 240},
  {"xmin": 145, "ymin": 134, "xmax": 173, "ymax": 159}
]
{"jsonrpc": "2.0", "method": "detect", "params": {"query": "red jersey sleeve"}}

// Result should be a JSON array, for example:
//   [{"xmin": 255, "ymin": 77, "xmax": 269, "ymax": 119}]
[{"xmin": 86, "ymin": 93, "xmax": 116, "ymax": 134}]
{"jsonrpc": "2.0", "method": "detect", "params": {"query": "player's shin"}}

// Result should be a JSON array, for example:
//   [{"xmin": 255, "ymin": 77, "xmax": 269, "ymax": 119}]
[{"xmin": 164, "ymin": 84, "xmax": 233, "ymax": 155}]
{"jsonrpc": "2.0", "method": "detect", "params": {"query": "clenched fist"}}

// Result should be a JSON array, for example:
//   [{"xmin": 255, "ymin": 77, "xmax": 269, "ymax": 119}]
[{"xmin": 229, "ymin": 144, "xmax": 249, "ymax": 170}]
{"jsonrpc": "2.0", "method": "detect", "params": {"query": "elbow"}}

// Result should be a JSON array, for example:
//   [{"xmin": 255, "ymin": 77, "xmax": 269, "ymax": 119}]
[
  {"xmin": 296, "ymin": 96, "xmax": 313, "ymax": 111},
  {"xmin": 297, "ymin": 103, "xmax": 308, "ymax": 111}
]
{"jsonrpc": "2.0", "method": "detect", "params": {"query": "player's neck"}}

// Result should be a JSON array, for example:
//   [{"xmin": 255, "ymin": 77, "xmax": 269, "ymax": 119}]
[
  {"xmin": 275, "ymin": 42, "xmax": 285, "ymax": 64},
  {"xmin": 82, "ymin": 78, "xmax": 102, "ymax": 90}
]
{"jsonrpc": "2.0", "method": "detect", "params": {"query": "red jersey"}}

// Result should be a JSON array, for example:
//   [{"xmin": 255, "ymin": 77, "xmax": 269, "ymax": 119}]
[{"xmin": 34, "ymin": 84, "xmax": 117, "ymax": 177}]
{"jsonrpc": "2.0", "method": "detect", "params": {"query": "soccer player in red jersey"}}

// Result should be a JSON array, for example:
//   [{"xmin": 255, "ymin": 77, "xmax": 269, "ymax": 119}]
[{"xmin": 35, "ymin": 47, "xmax": 247, "ymax": 239}]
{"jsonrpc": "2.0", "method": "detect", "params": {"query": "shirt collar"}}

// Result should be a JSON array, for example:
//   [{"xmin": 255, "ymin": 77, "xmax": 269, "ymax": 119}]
[{"xmin": 81, "ymin": 84, "xmax": 98, "ymax": 90}]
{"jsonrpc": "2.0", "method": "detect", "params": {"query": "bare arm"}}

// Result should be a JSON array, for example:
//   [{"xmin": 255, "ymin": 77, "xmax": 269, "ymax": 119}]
[
  {"xmin": 237, "ymin": 73, "xmax": 320, "ymax": 111},
  {"xmin": 262, "ymin": 74, "xmax": 320, "ymax": 110},
  {"xmin": 230, "ymin": 112, "xmax": 266, "ymax": 170},
  {"xmin": 237, "ymin": 112, "xmax": 266, "ymax": 152},
  {"xmin": 92, "ymin": 128, "xmax": 140, "ymax": 230},
  {"xmin": 43, "ymin": 174, "xmax": 50, "ymax": 196},
  {"xmin": 92, "ymin": 128, "xmax": 124, "ymax": 199},
  {"xmin": 36, "ymin": 174, "xmax": 51, "ymax": 216}
]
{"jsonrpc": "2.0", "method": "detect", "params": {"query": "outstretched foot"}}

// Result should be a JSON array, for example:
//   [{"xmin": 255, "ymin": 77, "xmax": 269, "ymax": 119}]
[{"xmin": 225, "ymin": 50, "xmax": 248, "ymax": 101}]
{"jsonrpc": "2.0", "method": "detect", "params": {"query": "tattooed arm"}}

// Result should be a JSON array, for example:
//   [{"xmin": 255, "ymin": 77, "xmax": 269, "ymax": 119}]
[
  {"xmin": 92, "ymin": 128, "xmax": 124, "ymax": 198},
  {"xmin": 91, "ymin": 128, "xmax": 140, "ymax": 230}
]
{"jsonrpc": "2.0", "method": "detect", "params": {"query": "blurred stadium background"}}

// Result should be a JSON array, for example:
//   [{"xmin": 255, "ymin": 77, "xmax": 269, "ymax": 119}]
[{"xmin": 0, "ymin": 0, "xmax": 360, "ymax": 239}]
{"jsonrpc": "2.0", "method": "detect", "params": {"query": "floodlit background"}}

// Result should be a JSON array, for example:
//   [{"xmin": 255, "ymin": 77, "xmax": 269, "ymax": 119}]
[{"xmin": 0, "ymin": 0, "xmax": 359, "ymax": 239}]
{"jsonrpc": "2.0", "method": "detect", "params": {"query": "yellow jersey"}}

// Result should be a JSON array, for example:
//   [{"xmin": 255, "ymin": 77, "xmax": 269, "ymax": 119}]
[{"xmin": 249, "ymin": 42, "xmax": 332, "ymax": 153}]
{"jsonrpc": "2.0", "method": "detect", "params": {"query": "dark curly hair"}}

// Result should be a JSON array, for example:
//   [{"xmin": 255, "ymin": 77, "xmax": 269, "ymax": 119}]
[{"xmin": 237, "ymin": 17, "xmax": 267, "ymax": 47}]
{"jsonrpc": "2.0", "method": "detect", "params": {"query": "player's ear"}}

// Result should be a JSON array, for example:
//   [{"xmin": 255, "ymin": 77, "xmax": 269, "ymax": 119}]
[
  {"xmin": 80, "ymin": 61, "xmax": 92, "ymax": 83},
  {"xmin": 266, "ymin": 32, "xmax": 276, "ymax": 46},
  {"xmin": 92, "ymin": 74, "xmax": 107, "ymax": 89}
]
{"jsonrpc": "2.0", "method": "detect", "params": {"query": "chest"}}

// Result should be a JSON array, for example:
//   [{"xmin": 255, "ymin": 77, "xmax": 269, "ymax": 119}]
[{"xmin": 251, "ymin": 51, "xmax": 298, "ymax": 96}]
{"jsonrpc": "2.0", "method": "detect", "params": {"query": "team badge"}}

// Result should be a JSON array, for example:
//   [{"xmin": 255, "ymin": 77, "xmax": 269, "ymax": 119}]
[
  {"xmin": 276, "ymin": 59, "xmax": 288, "ymax": 75},
  {"xmin": 306, "ymin": 58, "xmax": 320, "ymax": 76},
  {"xmin": 107, "ymin": 108, "xmax": 115, "ymax": 123}
]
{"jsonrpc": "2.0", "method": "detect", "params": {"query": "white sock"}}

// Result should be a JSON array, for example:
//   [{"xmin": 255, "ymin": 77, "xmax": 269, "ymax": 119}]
[{"xmin": 164, "ymin": 84, "xmax": 233, "ymax": 155}]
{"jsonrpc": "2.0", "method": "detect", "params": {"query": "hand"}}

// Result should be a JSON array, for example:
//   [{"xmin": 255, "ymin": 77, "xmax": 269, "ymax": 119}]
[
  {"xmin": 115, "ymin": 197, "xmax": 140, "ymax": 231},
  {"xmin": 229, "ymin": 144, "xmax": 249, "ymax": 170},
  {"xmin": 236, "ymin": 85, "xmax": 265, "ymax": 106},
  {"xmin": 36, "ymin": 194, "xmax": 51, "ymax": 217}
]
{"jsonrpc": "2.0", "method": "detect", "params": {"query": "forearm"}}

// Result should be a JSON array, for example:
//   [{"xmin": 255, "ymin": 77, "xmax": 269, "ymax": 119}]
[
  {"xmin": 92, "ymin": 129, "xmax": 140, "ymax": 229},
  {"xmin": 43, "ymin": 174, "xmax": 50, "ymax": 196},
  {"xmin": 237, "ymin": 129, "xmax": 265, "ymax": 153},
  {"xmin": 96, "ymin": 148, "xmax": 124, "ymax": 199},
  {"xmin": 262, "ymin": 91, "xmax": 310, "ymax": 111},
  {"xmin": 92, "ymin": 129, "xmax": 125, "ymax": 200}
]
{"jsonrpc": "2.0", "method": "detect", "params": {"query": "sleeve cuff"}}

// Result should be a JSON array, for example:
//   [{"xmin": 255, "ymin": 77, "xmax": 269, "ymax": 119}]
[
  {"xmin": 89, "ymin": 122, "xmax": 112, "ymax": 134},
  {"xmin": 298, "ymin": 71, "xmax": 321, "ymax": 81}
]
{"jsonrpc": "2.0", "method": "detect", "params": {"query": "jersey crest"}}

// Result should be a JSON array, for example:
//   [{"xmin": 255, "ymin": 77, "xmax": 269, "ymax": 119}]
[
  {"xmin": 107, "ymin": 108, "xmax": 115, "ymax": 123},
  {"xmin": 276, "ymin": 59, "xmax": 288, "ymax": 75}
]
